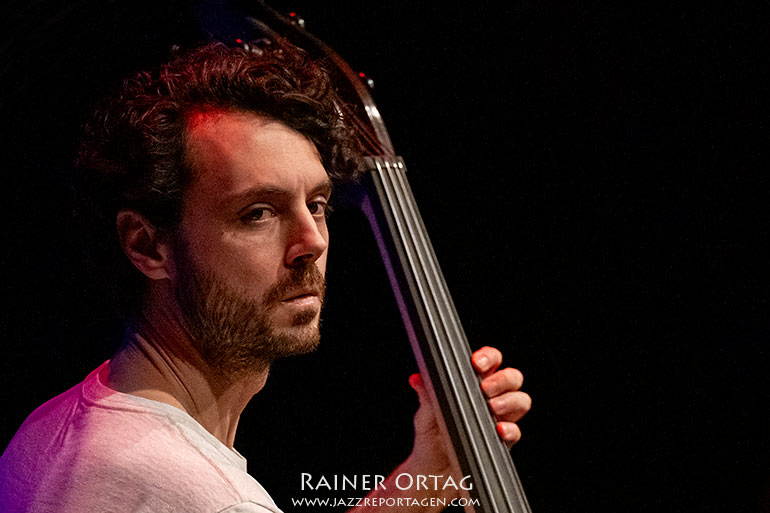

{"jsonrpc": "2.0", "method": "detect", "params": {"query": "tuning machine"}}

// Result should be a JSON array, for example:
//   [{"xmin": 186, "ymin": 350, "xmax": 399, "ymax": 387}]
[{"xmin": 287, "ymin": 11, "xmax": 305, "ymax": 28}]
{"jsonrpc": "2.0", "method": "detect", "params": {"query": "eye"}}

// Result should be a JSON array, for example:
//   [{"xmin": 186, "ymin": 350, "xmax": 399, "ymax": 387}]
[
  {"xmin": 241, "ymin": 205, "xmax": 276, "ymax": 225},
  {"xmin": 308, "ymin": 201, "xmax": 331, "ymax": 219}
]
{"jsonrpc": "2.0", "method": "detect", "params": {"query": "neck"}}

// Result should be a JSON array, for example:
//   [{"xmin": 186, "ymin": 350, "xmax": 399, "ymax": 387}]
[{"xmin": 104, "ymin": 300, "xmax": 270, "ymax": 449}]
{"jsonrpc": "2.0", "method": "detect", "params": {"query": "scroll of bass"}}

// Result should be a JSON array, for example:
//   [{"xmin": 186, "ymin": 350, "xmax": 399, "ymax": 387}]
[{"xmin": 204, "ymin": 2, "xmax": 533, "ymax": 511}]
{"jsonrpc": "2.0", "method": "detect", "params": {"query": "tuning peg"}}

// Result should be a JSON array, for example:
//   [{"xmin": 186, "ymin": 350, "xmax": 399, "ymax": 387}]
[
  {"xmin": 358, "ymin": 71, "xmax": 375, "ymax": 90},
  {"xmin": 234, "ymin": 37, "xmax": 275, "ymax": 56},
  {"xmin": 287, "ymin": 12, "xmax": 306, "ymax": 28}
]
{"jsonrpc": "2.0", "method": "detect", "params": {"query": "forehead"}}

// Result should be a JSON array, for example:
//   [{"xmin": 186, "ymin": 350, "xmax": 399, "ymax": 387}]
[{"xmin": 183, "ymin": 110, "xmax": 328, "ymax": 201}]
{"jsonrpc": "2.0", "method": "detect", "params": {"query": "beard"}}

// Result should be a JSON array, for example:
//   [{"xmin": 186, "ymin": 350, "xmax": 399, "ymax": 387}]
[{"xmin": 173, "ymin": 250, "xmax": 326, "ymax": 378}]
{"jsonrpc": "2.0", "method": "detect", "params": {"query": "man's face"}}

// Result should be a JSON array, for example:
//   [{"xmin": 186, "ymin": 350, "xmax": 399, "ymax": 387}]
[{"xmin": 171, "ymin": 111, "xmax": 331, "ymax": 375}]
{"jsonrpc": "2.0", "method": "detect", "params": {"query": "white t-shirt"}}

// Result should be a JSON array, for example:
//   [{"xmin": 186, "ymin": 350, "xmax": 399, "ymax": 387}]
[{"xmin": 0, "ymin": 362, "xmax": 283, "ymax": 513}]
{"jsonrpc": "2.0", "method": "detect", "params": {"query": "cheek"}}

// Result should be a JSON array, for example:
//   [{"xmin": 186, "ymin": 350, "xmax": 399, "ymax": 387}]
[
  {"xmin": 184, "ymin": 230, "xmax": 281, "ymax": 294},
  {"xmin": 215, "ymin": 245, "xmax": 282, "ymax": 290}
]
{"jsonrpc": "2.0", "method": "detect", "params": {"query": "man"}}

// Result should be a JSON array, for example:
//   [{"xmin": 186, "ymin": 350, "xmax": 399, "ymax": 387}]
[{"xmin": 0, "ymin": 42, "xmax": 531, "ymax": 512}]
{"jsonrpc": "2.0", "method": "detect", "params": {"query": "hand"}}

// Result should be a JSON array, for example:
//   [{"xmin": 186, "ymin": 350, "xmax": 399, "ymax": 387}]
[
  {"xmin": 368, "ymin": 349, "xmax": 530, "ymax": 513},
  {"xmin": 406, "ymin": 346, "xmax": 531, "ymax": 473},
  {"xmin": 472, "ymin": 346, "xmax": 531, "ymax": 446}
]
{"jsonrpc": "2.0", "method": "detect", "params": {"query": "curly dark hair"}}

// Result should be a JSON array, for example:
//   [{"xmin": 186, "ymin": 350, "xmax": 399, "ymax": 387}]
[
  {"xmin": 76, "ymin": 40, "xmax": 361, "ymax": 231},
  {"xmin": 74, "ymin": 40, "xmax": 362, "ymax": 310}
]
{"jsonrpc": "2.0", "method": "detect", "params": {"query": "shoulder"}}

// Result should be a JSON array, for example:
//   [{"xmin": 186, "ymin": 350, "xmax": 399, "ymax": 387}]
[
  {"xmin": 70, "ymin": 400, "xmax": 280, "ymax": 511},
  {"xmin": 1, "ymin": 370, "xmax": 280, "ymax": 513}
]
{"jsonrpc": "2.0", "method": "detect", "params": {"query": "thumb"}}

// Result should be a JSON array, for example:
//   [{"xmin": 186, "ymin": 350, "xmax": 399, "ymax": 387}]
[
  {"xmin": 409, "ymin": 373, "xmax": 432, "ymax": 405},
  {"xmin": 409, "ymin": 373, "xmax": 437, "ymax": 434},
  {"xmin": 408, "ymin": 372, "xmax": 423, "ymax": 392}
]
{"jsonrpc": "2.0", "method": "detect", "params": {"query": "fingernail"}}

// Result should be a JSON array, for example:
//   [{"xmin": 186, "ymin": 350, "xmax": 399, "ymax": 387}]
[{"xmin": 476, "ymin": 355, "xmax": 489, "ymax": 371}]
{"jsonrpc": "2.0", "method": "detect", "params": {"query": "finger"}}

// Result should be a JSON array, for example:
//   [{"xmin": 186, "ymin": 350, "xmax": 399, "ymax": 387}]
[
  {"xmin": 472, "ymin": 346, "xmax": 503, "ymax": 377},
  {"xmin": 488, "ymin": 391, "xmax": 532, "ymax": 423},
  {"xmin": 496, "ymin": 422, "xmax": 522, "ymax": 446},
  {"xmin": 409, "ymin": 373, "xmax": 438, "ymax": 434},
  {"xmin": 480, "ymin": 367, "xmax": 524, "ymax": 398},
  {"xmin": 409, "ymin": 373, "xmax": 428, "ymax": 401}
]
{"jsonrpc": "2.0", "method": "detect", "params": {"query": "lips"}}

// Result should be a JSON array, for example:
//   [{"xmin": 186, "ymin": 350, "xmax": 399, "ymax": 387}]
[
  {"xmin": 279, "ymin": 289, "xmax": 321, "ymax": 310},
  {"xmin": 281, "ymin": 289, "xmax": 320, "ymax": 302},
  {"xmin": 264, "ymin": 264, "xmax": 326, "ymax": 306}
]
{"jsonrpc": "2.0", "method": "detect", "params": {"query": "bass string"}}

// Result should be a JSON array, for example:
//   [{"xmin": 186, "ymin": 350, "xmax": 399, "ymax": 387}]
[
  {"xmin": 388, "ymin": 161, "xmax": 527, "ymax": 510},
  {"xmin": 374, "ymin": 157, "xmax": 519, "ymax": 511},
  {"xmin": 375, "ymin": 160, "xmax": 501, "ymax": 511},
  {"xmin": 392, "ymin": 161, "xmax": 531, "ymax": 512},
  {"xmin": 372, "ymin": 161, "xmax": 489, "ymax": 509},
  {"xmin": 385, "ymin": 161, "xmax": 495, "ymax": 436}
]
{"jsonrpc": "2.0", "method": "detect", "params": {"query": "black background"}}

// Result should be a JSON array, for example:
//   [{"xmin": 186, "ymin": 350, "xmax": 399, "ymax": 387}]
[{"xmin": 1, "ymin": 2, "xmax": 768, "ymax": 512}]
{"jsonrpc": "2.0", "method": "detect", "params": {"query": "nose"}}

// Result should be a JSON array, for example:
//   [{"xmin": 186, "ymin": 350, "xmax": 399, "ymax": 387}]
[{"xmin": 284, "ymin": 208, "xmax": 328, "ymax": 268}]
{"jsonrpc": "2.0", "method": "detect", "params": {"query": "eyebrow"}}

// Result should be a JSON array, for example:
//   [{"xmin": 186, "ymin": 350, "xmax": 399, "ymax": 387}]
[{"xmin": 229, "ymin": 178, "xmax": 333, "ymax": 213}]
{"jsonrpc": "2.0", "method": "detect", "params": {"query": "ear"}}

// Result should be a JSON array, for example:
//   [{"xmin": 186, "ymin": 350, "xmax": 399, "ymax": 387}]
[{"xmin": 116, "ymin": 210, "xmax": 173, "ymax": 281}]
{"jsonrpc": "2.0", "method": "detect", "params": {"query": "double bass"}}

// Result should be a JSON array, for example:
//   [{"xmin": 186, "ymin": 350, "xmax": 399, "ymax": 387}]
[{"xmin": 198, "ymin": 3, "xmax": 533, "ymax": 511}]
